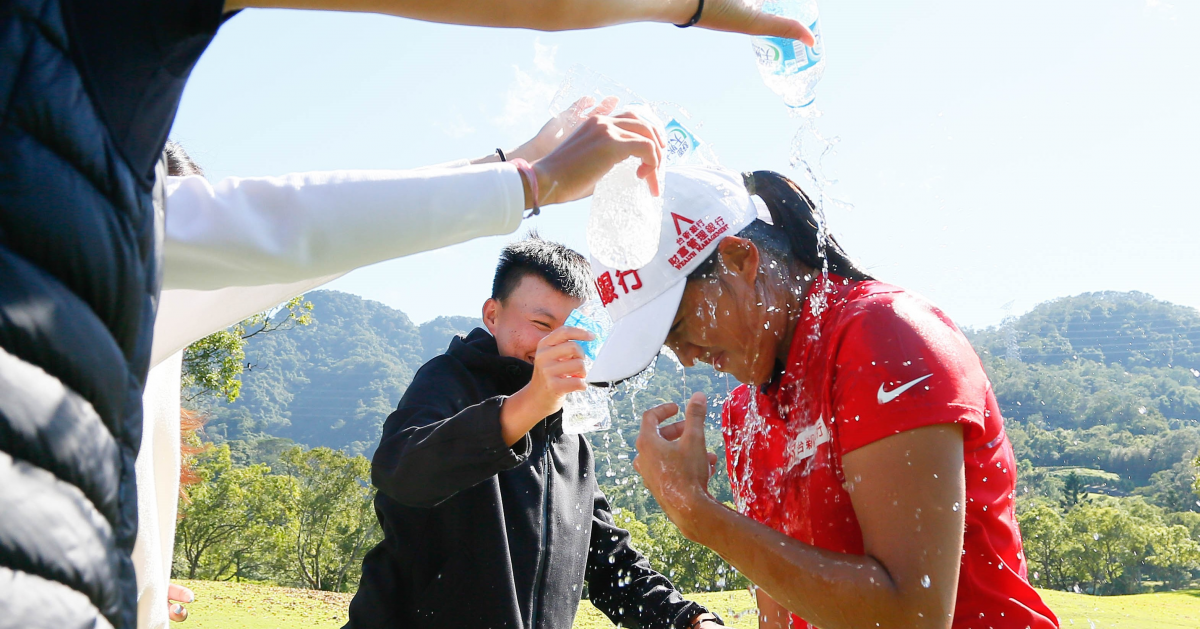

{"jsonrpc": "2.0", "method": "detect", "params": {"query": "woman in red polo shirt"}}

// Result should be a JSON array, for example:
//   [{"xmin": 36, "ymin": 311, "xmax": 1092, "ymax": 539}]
[{"xmin": 588, "ymin": 167, "xmax": 1058, "ymax": 629}]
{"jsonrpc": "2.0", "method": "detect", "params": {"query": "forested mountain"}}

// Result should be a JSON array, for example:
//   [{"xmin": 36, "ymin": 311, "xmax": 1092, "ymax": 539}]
[
  {"xmin": 963, "ymin": 292, "xmax": 1200, "ymax": 512},
  {"xmin": 971, "ymin": 291, "xmax": 1200, "ymax": 371},
  {"xmin": 200, "ymin": 289, "xmax": 1200, "ymax": 513},
  {"xmin": 197, "ymin": 291, "xmax": 481, "ymax": 457}
]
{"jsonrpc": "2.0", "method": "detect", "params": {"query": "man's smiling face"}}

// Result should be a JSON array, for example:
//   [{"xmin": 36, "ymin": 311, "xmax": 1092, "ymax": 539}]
[{"xmin": 483, "ymin": 274, "xmax": 583, "ymax": 364}]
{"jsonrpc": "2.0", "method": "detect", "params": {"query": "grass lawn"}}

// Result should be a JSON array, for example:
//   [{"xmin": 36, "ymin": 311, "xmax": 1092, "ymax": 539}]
[
  {"xmin": 172, "ymin": 580, "xmax": 1199, "ymax": 628},
  {"xmin": 171, "ymin": 580, "xmax": 353, "ymax": 628},
  {"xmin": 1036, "ymin": 588, "xmax": 1199, "ymax": 628}
]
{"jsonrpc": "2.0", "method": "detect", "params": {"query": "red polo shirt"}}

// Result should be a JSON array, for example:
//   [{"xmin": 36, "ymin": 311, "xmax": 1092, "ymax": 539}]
[{"xmin": 722, "ymin": 277, "xmax": 1058, "ymax": 629}]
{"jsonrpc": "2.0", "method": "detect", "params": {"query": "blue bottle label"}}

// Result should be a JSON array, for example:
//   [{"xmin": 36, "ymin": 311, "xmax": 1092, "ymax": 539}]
[
  {"xmin": 665, "ymin": 119, "xmax": 700, "ymax": 162},
  {"xmin": 755, "ymin": 19, "xmax": 822, "ymax": 76},
  {"xmin": 564, "ymin": 310, "xmax": 608, "ymax": 361}
]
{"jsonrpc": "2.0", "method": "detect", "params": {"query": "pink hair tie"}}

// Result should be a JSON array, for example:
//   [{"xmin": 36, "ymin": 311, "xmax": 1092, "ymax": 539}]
[{"xmin": 510, "ymin": 158, "xmax": 540, "ymax": 218}]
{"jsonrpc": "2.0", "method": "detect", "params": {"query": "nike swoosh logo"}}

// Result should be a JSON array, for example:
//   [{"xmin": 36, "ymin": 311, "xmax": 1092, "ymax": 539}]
[{"xmin": 877, "ymin": 374, "xmax": 933, "ymax": 404}]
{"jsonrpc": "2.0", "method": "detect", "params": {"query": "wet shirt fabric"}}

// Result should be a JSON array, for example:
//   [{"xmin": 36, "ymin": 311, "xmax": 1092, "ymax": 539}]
[
  {"xmin": 722, "ymin": 277, "xmax": 1058, "ymax": 629},
  {"xmin": 348, "ymin": 329, "xmax": 708, "ymax": 629}
]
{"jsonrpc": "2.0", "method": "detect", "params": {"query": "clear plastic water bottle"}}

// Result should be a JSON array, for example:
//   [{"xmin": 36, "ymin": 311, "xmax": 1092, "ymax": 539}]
[
  {"xmin": 564, "ymin": 305, "xmax": 610, "ymax": 362},
  {"xmin": 752, "ymin": 0, "xmax": 825, "ymax": 109},
  {"xmin": 588, "ymin": 103, "xmax": 665, "ymax": 270},
  {"xmin": 561, "ymin": 302, "xmax": 614, "ymax": 434}
]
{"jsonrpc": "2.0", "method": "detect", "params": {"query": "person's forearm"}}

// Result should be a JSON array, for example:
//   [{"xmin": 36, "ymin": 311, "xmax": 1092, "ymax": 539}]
[
  {"xmin": 685, "ymin": 498, "xmax": 944, "ymax": 629},
  {"xmin": 498, "ymin": 386, "xmax": 549, "ymax": 446},
  {"xmin": 586, "ymin": 506, "xmax": 711, "ymax": 629},
  {"xmin": 226, "ymin": 0, "xmax": 695, "ymax": 31},
  {"xmin": 162, "ymin": 163, "xmax": 524, "ymax": 291}
]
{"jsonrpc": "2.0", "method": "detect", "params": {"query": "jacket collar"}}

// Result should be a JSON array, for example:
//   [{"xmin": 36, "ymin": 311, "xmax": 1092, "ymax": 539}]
[{"xmin": 447, "ymin": 328, "xmax": 563, "ymax": 436}]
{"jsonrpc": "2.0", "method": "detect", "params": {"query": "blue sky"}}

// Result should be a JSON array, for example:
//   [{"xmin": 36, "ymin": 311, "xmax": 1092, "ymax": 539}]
[{"xmin": 171, "ymin": 0, "xmax": 1198, "ymax": 330}]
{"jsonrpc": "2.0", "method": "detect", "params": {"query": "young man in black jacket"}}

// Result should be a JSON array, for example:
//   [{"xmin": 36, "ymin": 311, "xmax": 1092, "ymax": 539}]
[{"xmin": 346, "ymin": 236, "xmax": 720, "ymax": 629}]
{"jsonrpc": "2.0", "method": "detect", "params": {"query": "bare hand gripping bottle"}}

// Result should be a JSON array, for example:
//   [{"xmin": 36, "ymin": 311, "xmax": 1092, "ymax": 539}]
[
  {"xmin": 587, "ymin": 103, "xmax": 666, "ymax": 271},
  {"xmin": 752, "ymin": 0, "xmax": 825, "ymax": 109}
]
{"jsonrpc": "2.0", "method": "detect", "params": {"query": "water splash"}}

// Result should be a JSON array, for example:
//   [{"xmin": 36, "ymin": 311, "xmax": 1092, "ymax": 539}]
[{"xmin": 659, "ymin": 346, "xmax": 688, "ymax": 395}]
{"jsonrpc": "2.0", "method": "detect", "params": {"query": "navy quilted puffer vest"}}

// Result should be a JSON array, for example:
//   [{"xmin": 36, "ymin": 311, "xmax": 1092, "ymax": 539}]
[{"xmin": 0, "ymin": 1, "xmax": 219, "ymax": 627}]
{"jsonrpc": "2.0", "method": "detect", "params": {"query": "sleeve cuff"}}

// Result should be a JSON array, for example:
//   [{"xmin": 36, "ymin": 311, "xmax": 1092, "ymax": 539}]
[
  {"xmin": 672, "ymin": 604, "xmax": 721, "ymax": 629},
  {"xmin": 488, "ymin": 396, "xmax": 531, "ymax": 466}
]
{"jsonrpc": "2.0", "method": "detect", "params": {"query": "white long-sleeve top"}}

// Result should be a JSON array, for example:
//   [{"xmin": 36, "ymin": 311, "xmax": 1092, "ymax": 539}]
[{"xmin": 133, "ymin": 161, "xmax": 524, "ymax": 629}]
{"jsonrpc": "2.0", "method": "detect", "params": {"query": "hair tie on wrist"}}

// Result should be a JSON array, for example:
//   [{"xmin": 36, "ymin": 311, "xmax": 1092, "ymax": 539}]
[
  {"xmin": 511, "ymin": 158, "xmax": 540, "ymax": 218},
  {"xmin": 676, "ymin": 0, "xmax": 704, "ymax": 28},
  {"xmin": 496, "ymin": 148, "xmax": 507, "ymax": 162}
]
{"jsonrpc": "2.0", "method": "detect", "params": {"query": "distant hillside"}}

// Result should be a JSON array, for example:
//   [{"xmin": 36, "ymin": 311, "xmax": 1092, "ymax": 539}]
[
  {"xmin": 199, "ymin": 291, "xmax": 481, "ymax": 456},
  {"xmin": 969, "ymin": 291, "xmax": 1200, "ymax": 371},
  {"xmin": 961, "ymin": 293, "xmax": 1200, "ymax": 509},
  {"xmin": 965, "ymin": 292, "xmax": 1200, "ymax": 430}
]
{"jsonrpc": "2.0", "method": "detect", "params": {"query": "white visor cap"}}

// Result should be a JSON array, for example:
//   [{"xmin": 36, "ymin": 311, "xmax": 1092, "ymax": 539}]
[{"xmin": 586, "ymin": 166, "xmax": 760, "ymax": 384}]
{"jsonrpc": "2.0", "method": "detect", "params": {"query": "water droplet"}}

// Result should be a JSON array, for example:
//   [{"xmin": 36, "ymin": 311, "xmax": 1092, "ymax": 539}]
[
  {"xmin": 921, "ymin": 575, "xmax": 931, "ymax": 588},
  {"xmin": 952, "ymin": 502, "xmax": 960, "ymax": 512}
]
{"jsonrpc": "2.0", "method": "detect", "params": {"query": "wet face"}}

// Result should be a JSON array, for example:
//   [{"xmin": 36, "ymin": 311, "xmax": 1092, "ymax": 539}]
[
  {"xmin": 664, "ymin": 237, "xmax": 808, "ymax": 386},
  {"xmin": 483, "ymin": 274, "xmax": 583, "ymax": 363}
]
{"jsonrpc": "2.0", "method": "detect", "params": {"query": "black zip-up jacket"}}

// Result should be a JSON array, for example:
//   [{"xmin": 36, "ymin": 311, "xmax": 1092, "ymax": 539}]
[{"xmin": 346, "ymin": 329, "xmax": 710, "ymax": 629}]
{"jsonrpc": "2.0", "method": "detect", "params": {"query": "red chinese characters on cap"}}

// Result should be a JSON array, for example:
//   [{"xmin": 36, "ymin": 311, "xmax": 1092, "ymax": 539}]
[
  {"xmin": 595, "ymin": 272, "xmax": 619, "ymax": 306},
  {"xmin": 595, "ymin": 269, "xmax": 644, "ymax": 306},
  {"xmin": 616, "ymin": 270, "xmax": 642, "ymax": 293},
  {"xmin": 668, "ymin": 216, "xmax": 728, "ymax": 270}
]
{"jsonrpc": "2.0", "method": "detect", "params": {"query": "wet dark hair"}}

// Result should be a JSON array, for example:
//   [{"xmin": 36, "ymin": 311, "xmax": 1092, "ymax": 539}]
[
  {"xmin": 164, "ymin": 140, "xmax": 205, "ymax": 178},
  {"xmin": 689, "ymin": 170, "xmax": 872, "ymax": 282},
  {"xmin": 492, "ymin": 232, "xmax": 592, "ymax": 303}
]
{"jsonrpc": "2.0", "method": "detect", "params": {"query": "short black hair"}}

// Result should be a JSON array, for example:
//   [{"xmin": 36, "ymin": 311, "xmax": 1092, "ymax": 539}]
[{"xmin": 492, "ymin": 232, "xmax": 591, "ymax": 303}]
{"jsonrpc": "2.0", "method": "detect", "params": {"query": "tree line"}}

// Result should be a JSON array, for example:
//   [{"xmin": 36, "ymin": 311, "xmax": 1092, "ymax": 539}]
[
  {"xmin": 173, "ymin": 438, "xmax": 1200, "ymax": 596},
  {"xmin": 1018, "ymin": 489, "xmax": 1200, "ymax": 594},
  {"xmin": 174, "ymin": 443, "xmax": 379, "ymax": 592},
  {"xmin": 171, "ymin": 438, "xmax": 748, "ymax": 595}
]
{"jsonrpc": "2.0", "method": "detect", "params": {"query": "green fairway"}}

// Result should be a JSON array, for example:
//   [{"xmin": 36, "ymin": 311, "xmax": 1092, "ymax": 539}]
[
  {"xmin": 171, "ymin": 580, "xmax": 1199, "ymax": 628},
  {"xmin": 1035, "ymin": 588, "xmax": 1199, "ymax": 629}
]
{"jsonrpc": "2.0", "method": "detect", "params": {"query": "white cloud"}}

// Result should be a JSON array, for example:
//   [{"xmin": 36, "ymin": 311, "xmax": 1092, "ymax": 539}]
[{"xmin": 495, "ymin": 38, "xmax": 561, "ymax": 129}]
